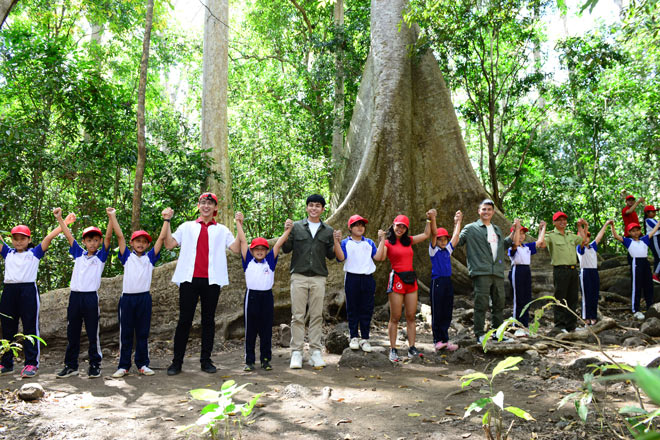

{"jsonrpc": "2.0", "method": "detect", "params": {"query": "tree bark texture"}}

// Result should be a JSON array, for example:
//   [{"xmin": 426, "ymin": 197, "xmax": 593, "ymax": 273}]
[
  {"xmin": 330, "ymin": 0, "xmax": 346, "ymax": 208},
  {"xmin": 202, "ymin": 0, "xmax": 233, "ymax": 227},
  {"xmin": 0, "ymin": 0, "xmax": 18, "ymax": 29},
  {"xmin": 131, "ymin": 0, "xmax": 154, "ymax": 231}
]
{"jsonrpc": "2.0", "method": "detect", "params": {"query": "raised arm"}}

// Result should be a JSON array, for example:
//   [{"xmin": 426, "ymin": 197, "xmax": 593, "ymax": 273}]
[
  {"xmin": 333, "ymin": 229, "xmax": 345, "ymax": 261},
  {"xmin": 53, "ymin": 207, "xmax": 76, "ymax": 246},
  {"xmin": 610, "ymin": 220, "xmax": 623, "ymax": 242},
  {"xmin": 511, "ymin": 218, "xmax": 521, "ymax": 252},
  {"xmin": 625, "ymin": 196, "xmax": 644, "ymax": 214},
  {"xmin": 449, "ymin": 211, "xmax": 463, "ymax": 248},
  {"xmin": 273, "ymin": 219, "xmax": 293, "ymax": 258},
  {"xmin": 153, "ymin": 207, "xmax": 173, "ymax": 256},
  {"xmin": 535, "ymin": 220, "xmax": 547, "ymax": 248},
  {"xmin": 373, "ymin": 229, "xmax": 388, "ymax": 261},
  {"xmin": 428, "ymin": 209, "xmax": 438, "ymax": 247},
  {"xmin": 106, "ymin": 207, "xmax": 126, "ymax": 255},
  {"xmin": 41, "ymin": 210, "xmax": 76, "ymax": 251},
  {"xmin": 104, "ymin": 214, "xmax": 113, "ymax": 251},
  {"xmin": 227, "ymin": 214, "xmax": 243, "ymax": 254},
  {"xmin": 162, "ymin": 207, "xmax": 179, "ymax": 250},
  {"xmin": 412, "ymin": 209, "xmax": 436, "ymax": 245},
  {"xmin": 234, "ymin": 212, "xmax": 248, "ymax": 260},
  {"xmin": 649, "ymin": 216, "xmax": 660, "ymax": 238},
  {"xmin": 594, "ymin": 220, "xmax": 611, "ymax": 244}
]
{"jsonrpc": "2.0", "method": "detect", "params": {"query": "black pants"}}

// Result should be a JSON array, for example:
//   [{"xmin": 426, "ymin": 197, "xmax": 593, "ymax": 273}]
[
  {"xmin": 344, "ymin": 273, "xmax": 376, "ymax": 340},
  {"xmin": 0, "ymin": 283, "xmax": 40, "ymax": 368},
  {"xmin": 631, "ymin": 258, "xmax": 654, "ymax": 313},
  {"xmin": 509, "ymin": 265, "xmax": 532, "ymax": 327},
  {"xmin": 118, "ymin": 292, "xmax": 152, "ymax": 369},
  {"xmin": 244, "ymin": 289, "xmax": 274, "ymax": 365},
  {"xmin": 552, "ymin": 266, "xmax": 579, "ymax": 331},
  {"xmin": 430, "ymin": 276, "xmax": 454, "ymax": 343},
  {"xmin": 580, "ymin": 268, "xmax": 600, "ymax": 320},
  {"xmin": 64, "ymin": 291, "xmax": 102, "ymax": 369},
  {"xmin": 172, "ymin": 278, "xmax": 220, "ymax": 365}
]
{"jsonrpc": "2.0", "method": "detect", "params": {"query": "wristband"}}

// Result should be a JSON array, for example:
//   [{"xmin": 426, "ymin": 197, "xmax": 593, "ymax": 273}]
[{"xmin": 164, "ymin": 219, "xmax": 171, "ymax": 222}]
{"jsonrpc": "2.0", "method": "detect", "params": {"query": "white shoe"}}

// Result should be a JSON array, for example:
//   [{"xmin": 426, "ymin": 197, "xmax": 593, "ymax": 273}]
[
  {"xmin": 138, "ymin": 366, "xmax": 154, "ymax": 376},
  {"xmin": 289, "ymin": 351, "xmax": 303, "ymax": 369},
  {"xmin": 359, "ymin": 339, "xmax": 373, "ymax": 352},
  {"xmin": 513, "ymin": 329, "xmax": 528, "ymax": 338},
  {"xmin": 112, "ymin": 368, "xmax": 128, "ymax": 378},
  {"xmin": 633, "ymin": 311, "xmax": 645, "ymax": 320},
  {"xmin": 349, "ymin": 337, "xmax": 360, "ymax": 350},
  {"xmin": 308, "ymin": 350, "xmax": 326, "ymax": 368}
]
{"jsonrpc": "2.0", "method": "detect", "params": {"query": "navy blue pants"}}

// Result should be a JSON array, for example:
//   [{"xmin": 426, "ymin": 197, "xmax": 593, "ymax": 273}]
[
  {"xmin": 580, "ymin": 268, "xmax": 600, "ymax": 320},
  {"xmin": 632, "ymin": 258, "xmax": 654, "ymax": 313},
  {"xmin": 430, "ymin": 276, "xmax": 454, "ymax": 343},
  {"xmin": 64, "ymin": 291, "xmax": 102, "ymax": 370},
  {"xmin": 244, "ymin": 289, "xmax": 274, "ymax": 365},
  {"xmin": 118, "ymin": 292, "xmax": 152, "ymax": 370},
  {"xmin": 650, "ymin": 236, "xmax": 660, "ymax": 274},
  {"xmin": 509, "ymin": 265, "xmax": 532, "ymax": 327},
  {"xmin": 0, "ymin": 283, "xmax": 40, "ymax": 368},
  {"xmin": 344, "ymin": 273, "xmax": 375, "ymax": 340}
]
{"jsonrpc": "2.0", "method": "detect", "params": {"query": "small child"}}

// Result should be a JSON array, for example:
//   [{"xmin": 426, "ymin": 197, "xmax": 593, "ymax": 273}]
[
  {"xmin": 576, "ymin": 220, "xmax": 612, "ymax": 326},
  {"xmin": 611, "ymin": 219, "xmax": 660, "ymax": 320},
  {"xmin": 54, "ymin": 209, "xmax": 113, "ymax": 378},
  {"xmin": 333, "ymin": 215, "xmax": 378, "ymax": 353},
  {"xmin": 235, "ymin": 212, "xmax": 291, "ymax": 372},
  {"xmin": 0, "ymin": 209, "xmax": 74, "ymax": 377},
  {"xmin": 643, "ymin": 205, "xmax": 660, "ymax": 284},
  {"xmin": 507, "ymin": 219, "xmax": 546, "ymax": 337},
  {"xmin": 428, "ymin": 210, "xmax": 462, "ymax": 351},
  {"xmin": 109, "ymin": 207, "xmax": 171, "ymax": 378}
]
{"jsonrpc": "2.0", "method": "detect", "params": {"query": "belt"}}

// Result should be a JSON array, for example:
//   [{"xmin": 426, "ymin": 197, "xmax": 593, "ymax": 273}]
[{"xmin": 554, "ymin": 265, "xmax": 577, "ymax": 269}]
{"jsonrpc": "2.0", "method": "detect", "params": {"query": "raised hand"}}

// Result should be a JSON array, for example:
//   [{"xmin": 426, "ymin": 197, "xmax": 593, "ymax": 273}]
[
  {"xmin": 539, "ymin": 220, "xmax": 546, "ymax": 229},
  {"xmin": 333, "ymin": 230, "xmax": 342, "ymax": 241},
  {"xmin": 378, "ymin": 229, "xmax": 386, "ymax": 240},
  {"xmin": 426, "ymin": 208, "xmax": 437, "ymax": 219},
  {"xmin": 284, "ymin": 219, "xmax": 294, "ymax": 230},
  {"xmin": 454, "ymin": 210, "xmax": 463, "ymax": 223},
  {"xmin": 53, "ymin": 207, "xmax": 62, "ymax": 218},
  {"xmin": 235, "ymin": 211, "xmax": 244, "ymax": 224},
  {"xmin": 162, "ymin": 207, "xmax": 174, "ymax": 220},
  {"xmin": 64, "ymin": 213, "xmax": 76, "ymax": 225},
  {"xmin": 106, "ymin": 207, "xmax": 116, "ymax": 216}
]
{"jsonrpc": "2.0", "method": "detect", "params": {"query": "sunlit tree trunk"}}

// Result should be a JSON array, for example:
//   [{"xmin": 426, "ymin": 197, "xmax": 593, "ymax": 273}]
[
  {"xmin": 0, "ymin": 0, "xmax": 18, "ymax": 29},
  {"xmin": 330, "ymin": 0, "xmax": 346, "ymax": 208}
]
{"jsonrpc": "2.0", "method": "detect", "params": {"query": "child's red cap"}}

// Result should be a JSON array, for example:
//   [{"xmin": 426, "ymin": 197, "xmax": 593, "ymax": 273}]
[
  {"xmin": 393, "ymin": 215, "xmax": 409, "ymax": 228},
  {"xmin": 199, "ymin": 192, "xmax": 218, "ymax": 204},
  {"xmin": 626, "ymin": 195, "xmax": 635, "ymax": 201},
  {"xmin": 436, "ymin": 227, "xmax": 450, "ymax": 238},
  {"xmin": 10, "ymin": 225, "xmax": 31, "ymax": 237},
  {"xmin": 348, "ymin": 215, "xmax": 368, "ymax": 228},
  {"xmin": 552, "ymin": 211, "xmax": 568, "ymax": 221},
  {"xmin": 250, "ymin": 237, "xmax": 269, "ymax": 249},
  {"xmin": 625, "ymin": 223, "xmax": 641, "ymax": 234},
  {"xmin": 82, "ymin": 226, "xmax": 103, "ymax": 239},
  {"xmin": 131, "ymin": 230, "xmax": 152, "ymax": 243},
  {"xmin": 510, "ymin": 226, "xmax": 529, "ymax": 233},
  {"xmin": 643, "ymin": 205, "xmax": 657, "ymax": 213}
]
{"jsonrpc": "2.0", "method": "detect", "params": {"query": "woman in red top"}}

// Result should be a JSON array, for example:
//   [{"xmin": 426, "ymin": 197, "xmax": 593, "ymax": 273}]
[{"xmin": 375, "ymin": 209, "xmax": 436, "ymax": 362}]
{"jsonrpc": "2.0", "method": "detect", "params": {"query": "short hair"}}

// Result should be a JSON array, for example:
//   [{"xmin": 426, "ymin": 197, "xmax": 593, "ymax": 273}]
[
  {"xmin": 83, "ymin": 231, "xmax": 102, "ymax": 239},
  {"xmin": 306, "ymin": 194, "xmax": 326, "ymax": 207},
  {"xmin": 480, "ymin": 199, "xmax": 495, "ymax": 208}
]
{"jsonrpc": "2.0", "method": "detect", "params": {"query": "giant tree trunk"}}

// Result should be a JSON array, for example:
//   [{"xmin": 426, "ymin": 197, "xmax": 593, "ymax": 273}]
[
  {"xmin": 330, "ymin": 0, "xmax": 346, "ymax": 207},
  {"xmin": 202, "ymin": 0, "xmax": 233, "ymax": 227},
  {"xmin": 0, "ymin": 0, "xmax": 18, "ymax": 29}
]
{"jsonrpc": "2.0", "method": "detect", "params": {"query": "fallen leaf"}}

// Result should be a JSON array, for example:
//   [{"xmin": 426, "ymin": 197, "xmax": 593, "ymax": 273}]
[
  {"xmin": 408, "ymin": 413, "xmax": 421, "ymax": 417},
  {"xmin": 421, "ymin": 418, "xmax": 435, "ymax": 423},
  {"xmin": 416, "ymin": 400, "xmax": 424, "ymax": 403},
  {"xmin": 398, "ymin": 385, "xmax": 408, "ymax": 388},
  {"xmin": 392, "ymin": 404, "xmax": 401, "ymax": 408},
  {"xmin": 221, "ymin": 375, "xmax": 231, "ymax": 378},
  {"xmin": 336, "ymin": 419, "xmax": 352, "ymax": 425},
  {"xmin": 462, "ymin": 434, "xmax": 471, "ymax": 438},
  {"xmin": 161, "ymin": 417, "xmax": 175, "ymax": 422},
  {"xmin": 336, "ymin": 398, "xmax": 345, "ymax": 402}
]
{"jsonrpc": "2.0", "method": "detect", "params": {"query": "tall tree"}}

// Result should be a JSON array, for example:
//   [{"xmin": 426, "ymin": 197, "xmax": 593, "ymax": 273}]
[
  {"xmin": 0, "ymin": 0, "xmax": 18, "ymax": 28},
  {"xmin": 331, "ymin": 0, "xmax": 346, "ymax": 205}
]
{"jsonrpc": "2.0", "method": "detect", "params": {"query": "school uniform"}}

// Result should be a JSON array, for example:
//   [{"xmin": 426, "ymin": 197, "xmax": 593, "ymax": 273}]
[
  {"xmin": 0, "ymin": 243, "xmax": 44, "ymax": 369},
  {"xmin": 577, "ymin": 241, "xmax": 600, "ymax": 321},
  {"xmin": 63, "ymin": 240, "xmax": 108, "ymax": 370},
  {"xmin": 340, "ymin": 237, "xmax": 377, "ymax": 340},
  {"xmin": 242, "ymin": 250, "xmax": 277, "ymax": 365},
  {"xmin": 116, "ymin": 248, "xmax": 159, "ymax": 370},
  {"xmin": 645, "ymin": 218, "xmax": 660, "ymax": 274},
  {"xmin": 623, "ymin": 236, "xmax": 655, "ymax": 313},
  {"xmin": 429, "ymin": 242, "xmax": 455, "ymax": 343},
  {"xmin": 507, "ymin": 242, "xmax": 536, "ymax": 327}
]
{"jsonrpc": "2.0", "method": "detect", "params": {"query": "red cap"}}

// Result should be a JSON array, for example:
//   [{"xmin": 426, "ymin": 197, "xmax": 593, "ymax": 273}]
[
  {"xmin": 644, "ymin": 205, "xmax": 657, "ymax": 213},
  {"xmin": 436, "ymin": 227, "xmax": 449, "ymax": 238},
  {"xmin": 82, "ymin": 226, "xmax": 103, "ymax": 239},
  {"xmin": 130, "ymin": 230, "xmax": 152, "ymax": 243},
  {"xmin": 393, "ymin": 215, "xmax": 410, "ymax": 228},
  {"xmin": 348, "ymin": 215, "xmax": 368, "ymax": 228},
  {"xmin": 199, "ymin": 192, "xmax": 218, "ymax": 204},
  {"xmin": 510, "ymin": 226, "xmax": 529, "ymax": 233},
  {"xmin": 552, "ymin": 212, "xmax": 568, "ymax": 222},
  {"xmin": 626, "ymin": 195, "xmax": 635, "ymax": 201},
  {"xmin": 250, "ymin": 237, "xmax": 269, "ymax": 249},
  {"xmin": 10, "ymin": 225, "xmax": 31, "ymax": 237},
  {"xmin": 625, "ymin": 222, "xmax": 641, "ymax": 234}
]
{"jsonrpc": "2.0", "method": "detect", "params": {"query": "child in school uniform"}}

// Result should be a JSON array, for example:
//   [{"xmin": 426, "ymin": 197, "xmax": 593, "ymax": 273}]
[
  {"xmin": 577, "ymin": 220, "xmax": 612, "ymax": 326},
  {"xmin": 611, "ymin": 220, "xmax": 660, "ymax": 320},
  {"xmin": 643, "ymin": 205, "xmax": 660, "ymax": 284},
  {"xmin": 428, "ymin": 210, "xmax": 462, "ymax": 351},
  {"xmin": 108, "ymin": 207, "xmax": 172, "ymax": 378},
  {"xmin": 333, "ymin": 215, "xmax": 378, "ymax": 353},
  {"xmin": 0, "ymin": 209, "xmax": 74, "ymax": 377},
  {"xmin": 235, "ymin": 212, "xmax": 291, "ymax": 372},
  {"xmin": 508, "ymin": 219, "xmax": 546, "ymax": 337},
  {"xmin": 54, "ymin": 209, "xmax": 113, "ymax": 378}
]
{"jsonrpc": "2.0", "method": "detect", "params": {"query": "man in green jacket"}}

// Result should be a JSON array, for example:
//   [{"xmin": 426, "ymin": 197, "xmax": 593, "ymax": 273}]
[
  {"xmin": 457, "ymin": 199, "xmax": 513, "ymax": 342},
  {"xmin": 281, "ymin": 194, "xmax": 335, "ymax": 369}
]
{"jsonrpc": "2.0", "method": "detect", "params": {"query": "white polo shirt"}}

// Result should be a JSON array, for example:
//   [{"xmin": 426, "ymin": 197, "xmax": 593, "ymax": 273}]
[
  {"xmin": 339, "ymin": 236, "xmax": 377, "ymax": 274},
  {"xmin": 242, "ymin": 249, "xmax": 277, "ymax": 291},
  {"xmin": 577, "ymin": 241, "xmax": 598, "ymax": 269},
  {"xmin": 171, "ymin": 220, "xmax": 235, "ymax": 287},
  {"xmin": 69, "ymin": 240, "xmax": 109, "ymax": 292},
  {"xmin": 623, "ymin": 236, "xmax": 650, "ymax": 258},
  {"xmin": 1, "ymin": 243, "xmax": 45, "ymax": 283},
  {"xmin": 508, "ymin": 242, "xmax": 536, "ymax": 266},
  {"xmin": 118, "ymin": 248, "xmax": 159, "ymax": 293}
]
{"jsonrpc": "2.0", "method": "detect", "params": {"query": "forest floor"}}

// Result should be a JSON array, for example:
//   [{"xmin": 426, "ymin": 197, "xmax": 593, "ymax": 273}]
[{"xmin": 0, "ymin": 307, "xmax": 659, "ymax": 440}]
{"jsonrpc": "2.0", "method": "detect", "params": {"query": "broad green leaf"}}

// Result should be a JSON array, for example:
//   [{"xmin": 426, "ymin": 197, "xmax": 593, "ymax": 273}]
[
  {"xmin": 464, "ymin": 397, "xmax": 491, "ymax": 418},
  {"xmin": 221, "ymin": 380, "xmax": 236, "ymax": 391},
  {"xmin": 190, "ymin": 389, "xmax": 220, "ymax": 401},
  {"xmin": 492, "ymin": 356, "xmax": 523, "ymax": 378},
  {"xmin": 504, "ymin": 406, "xmax": 535, "ymax": 420},
  {"xmin": 461, "ymin": 372, "xmax": 489, "ymax": 388},
  {"xmin": 575, "ymin": 399, "xmax": 589, "ymax": 421},
  {"xmin": 618, "ymin": 406, "xmax": 647, "ymax": 415},
  {"xmin": 634, "ymin": 366, "xmax": 660, "ymax": 404},
  {"xmin": 200, "ymin": 403, "xmax": 219, "ymax": 415},
  {"xmin": 558, "ymin": 392, "xmax": 582, "ymax": 409}
]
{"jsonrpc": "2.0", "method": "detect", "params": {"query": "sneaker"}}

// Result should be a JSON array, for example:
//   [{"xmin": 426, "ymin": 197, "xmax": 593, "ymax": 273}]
[
  {"xmin": 167, "ymin": 363, "xmax": 182, "ymax": 376},
  {"xmin": 389, "ymin": 348, "xmax": 400, "ymax": 363},
  {"xmin": 243, "ymin": 363, "xmax": 255, "ymax": 372},
  {"xmin": 407, "ymin": 346, "xmax": 422, "ymax": 359},
  {"xmin": 0, "ymin": 364, "xmax": 14, "ymax": 375},
  {"xmin": 56, "ymin": 366, "xmax": 78, "ymax": 378},
  {"xmin": 445, "ymin": 342, "xmax": 459, "ymax": 351},
  {"xmin": 138, "ymin": 366, "xmax": 154, "ymax": 376},
  {"xmin": 112, "ymin": 368, "xmax": 128, "ymax": 378},
  {"xmin": 434, "ymin": 341, "xmax": 448, "ymax": 351},
  {"xmin": 21, "ymin": 365, "xmax": 37, "ymax": 378},
  {"xmin": 633, "ymin": 311, "xmax": 645, "ymax": 320},
  {"xmin": 653, "ymin": 274, "xmax": 660, "ymax": 284},
  {"xmin": 289, "ymin": 351, "xmax": 303, "ymax": 369},
  {"xmin": 261, "ymin": 360, "xmax": 272, "ymax": 371},
  {"xmin": 201, "ymin": 362, "xmax": 217, "ymax": 374},
  {"xmin": 88, "ymin": 365, "xmax": 101, "ymax": 378},
  {"xmin": 477, "ymin": 335, "xmax": 488, "ymax": 344},
  {"xmin": 349, "ymin": 337, "xmax": 360, "ymax": 350},
  {"xmin": 359, "ymin": 339, "xmax": 373, "ymax": 352},
  {"xmin": 513, "ymin": 329, "xmax": 528, "ymax": 338},
  {"xmin": 309, "ymin": 350, "xmax": 326, "ymax": 368}
]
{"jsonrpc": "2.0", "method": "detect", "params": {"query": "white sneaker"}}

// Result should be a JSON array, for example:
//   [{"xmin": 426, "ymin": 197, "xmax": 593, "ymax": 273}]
[
  {"xmin": 308, "ymin": 350, "xmax": 326, "ymax": 368},
  {"xmin": 138, "ymin": 366, "xmax": 154, "ymax": 376},
  {"xmin": 349, "ymin": 337, "xmax": 360, "ymax": 350},
  {"xmin": 359, "ymin": 339, "xmax": 373, "ymax": 352},
  {"xmin": 289, "ymin": 351, "xmax": 303, "ymax": 369},
  {"xmin": 513, "ymin": 329, "xmax": 528, "ymax": 338},
  {"xmin": 633, "ymin": 311, "xmax": 645, "ymax": 320},
  {"xmin": 112, "ymin": 368, "xmax": 128, "ymax": 378}
]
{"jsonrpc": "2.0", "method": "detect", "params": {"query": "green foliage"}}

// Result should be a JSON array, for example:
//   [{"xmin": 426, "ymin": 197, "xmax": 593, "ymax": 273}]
[{"xmin": 0, "ymin": 333, "xmax": 47, "ymax": 359}]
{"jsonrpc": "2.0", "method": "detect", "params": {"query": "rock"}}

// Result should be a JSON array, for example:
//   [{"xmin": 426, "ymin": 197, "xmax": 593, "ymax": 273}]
[
  {"xmin": 279, "ymin": 384, "xmax": 311, "ymax": 400},
  {"xmin": 372, "ymin": 304, "xmax": 390, "ymax": 322},
  {"xmin": 622, "ymin": 337, "xmax": 646, "ymax": 347},
  {"xmin": 647, "ymin": 303, "xmax": 660, "ymax": 320},
  {"xmin": 445, "ymin": 347, "xmax": 474, "ymax": 364},
  {"xmin": 419, "ymin": 304, "xmax": 432, "ymax": 323},
  {"xmin": 640, "ymin": 317, "xmax": 660, "ymax": 337},
  {"xmin": 599, "ymin": 266, "xmax": 630, "ymax": 291},
  {"xmin": 620, "ymin": 330, "xmax": 653, "ymax": 342},
  {"xmin": 600, "ymin": 255, "xmax": 627, "ymax": 270},
  {"xmin": 598, "ymin": 330, "xmax": 620, "ymax": 346},
  {"xmin": 600, "ymin": 291, "xmax": 631, "ymax": 304},
  {"xmin": 454, "ymin": 297, "xmax": 472, "ymax": 310},
  {"xmin": 334, "ymin": 322, "xmax": 349, "ymax": 333},
  {"xmin": 646, "ymin": 357, "xmax": 660, "ymax": 368},
  {"xmin": 608, "ymin": 279, "xmax": 632, "ymax": 297},
  {"xmin": 337, "ymin": 348, "xmax": 392, "ymax": 368},
  {"xmin": 18, "ymin": 383, "xmax": 45, "ymax": 401},
  {"xmin": 322, "ymin": 386, "xmax": 333, "ymax": 399},
  {"xmin": 524, "ymin": 349, "xmax": 539, "ymax": 360},
  {"xmin": 458, "ymin": 308, "xmax": 474, "ymax": 323},
  {"xmin": 279, "ymin": 324, "xmax": 291, "ymax": 347},
  {"xmin": 569, "ymin": 357, "xmax": 601, "ymax": 372},
  {"xmin": 325, "ymin": 329, "xmax": 349, "ymax": 354}
]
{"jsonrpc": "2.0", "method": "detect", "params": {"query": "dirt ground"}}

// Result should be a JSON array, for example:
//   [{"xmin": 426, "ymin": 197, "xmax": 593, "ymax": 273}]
[{"xmin": 1, "ymin": 313, "xmax": 658, "ymax": 440}]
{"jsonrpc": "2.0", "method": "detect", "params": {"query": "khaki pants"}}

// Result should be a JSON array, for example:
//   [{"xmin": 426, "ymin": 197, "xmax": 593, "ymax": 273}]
[
  {"xmin": 290, "ymin": 273, "xmax": 326, "ymax": 351},
  {"xmin": 472, "ymin": 275, "xmax": 505, "ymax": 338}
]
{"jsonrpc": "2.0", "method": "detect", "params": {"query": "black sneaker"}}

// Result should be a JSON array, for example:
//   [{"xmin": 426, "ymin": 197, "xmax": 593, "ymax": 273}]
[
  {"xmin": 407, "ymin": 346, "xmax": 422, "ymax": 359},
  {"xmin": 56, "ymin": 366, "xmax": 78, "ymax": 378},
  {"xmin": 200, "ymin": 361, "xmax": 217, "ymax": 374},
  {"xmin": 0, "ymin": 364, "xmax": 14, "ymax": 375},
  {"xmin": 167, "ymin": 363, "xmax": 182, "ymax": 376},
  {"xmin": 88, "ymin": 365, "xmax": 101, "ymax": 378},
  {"xmin": 244, "ymin": 363, "xmax": 255, "ymax": 372},
  {"xmin": 261, "ymin": 359, "xmax": 272, "ymax": 371}
]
